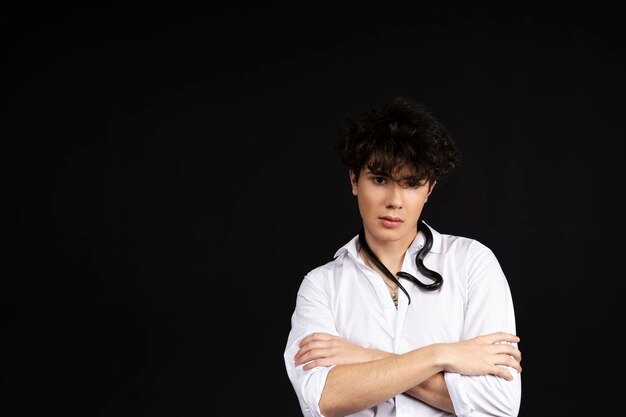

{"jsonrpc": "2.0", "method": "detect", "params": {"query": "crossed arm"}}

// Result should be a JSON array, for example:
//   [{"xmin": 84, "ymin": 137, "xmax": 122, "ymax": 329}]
[{"xmin": 294, "ymin": 332, "xmax": 522, "ymax": 417}]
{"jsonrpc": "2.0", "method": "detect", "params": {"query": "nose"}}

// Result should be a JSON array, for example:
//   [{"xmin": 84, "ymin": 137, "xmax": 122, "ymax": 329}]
[{"xmin": 385, "ymin": 184, "xmax": 403, "ymax": 210}]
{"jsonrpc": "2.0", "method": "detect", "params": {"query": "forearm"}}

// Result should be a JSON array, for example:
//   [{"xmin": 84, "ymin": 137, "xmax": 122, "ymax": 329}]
[
  {"xmin": 405, "ymin": 372, "xmax": 454, "ymax": 413},
  {"xmin": 319, "ymin": 344, "xmax": 443, "ymax": 417},
  {"xmin": 296, "ymin": 331, "xmax": 521, "ymax": 417},
  {"xmin": 367, "ymin": 351, "xmax": 454, "ymax": 413},
  {"xmin": 352, "ymin": 350, "xmax": 454, "ymax": 413}
]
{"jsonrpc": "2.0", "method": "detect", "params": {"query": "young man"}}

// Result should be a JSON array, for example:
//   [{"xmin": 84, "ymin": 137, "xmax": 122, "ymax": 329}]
[{"xmin": 283, "ymin": 97, "xmax": 522, "ymax": 417}]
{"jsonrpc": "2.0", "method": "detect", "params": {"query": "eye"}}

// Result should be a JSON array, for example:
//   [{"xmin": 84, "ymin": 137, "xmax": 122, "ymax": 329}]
[
  {"xmin": 404, "ymin": 179, "xmax": 426, "ymax": 189},
  {"xmin": 372, "ymin": 176, "xmax": 387, "ymax": 185}
]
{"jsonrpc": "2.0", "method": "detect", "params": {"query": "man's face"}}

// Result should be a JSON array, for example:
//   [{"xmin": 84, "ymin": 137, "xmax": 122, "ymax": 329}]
[{"xmin": 350, "ymin": 167, "xmax": 433, "ymax": 248}]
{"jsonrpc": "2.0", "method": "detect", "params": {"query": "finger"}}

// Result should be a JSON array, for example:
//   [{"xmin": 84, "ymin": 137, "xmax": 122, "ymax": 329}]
[
  {"xmin": 502, "ymin": 356, "xmax": 522, "ymax": 374},
  {"xmin": 492, "ymin": 355, "xmax": 522, "ymax": 374},
  {"xmin": 485, "ymin": 332, "xmax": 520, "ymax": 345},
  {"xmin": 484, "ymin": 348, "xmax": 521, "ymax": 372},
  {"xmin": 302, "ymin": 359, "xmax": 319, "ymax": 371},
  {"xmin": 295, "ymin": 350, "xmax": 314, "ymax": 366},
  {"xmin": 495, "ymin": 332, "xmax": 520, "ymax": 344},
  {"xmin": 294, "ymin": 340, "xmax": 332, "ymax": 363},
  {"xmin": 296, "ymin": 345, "xmax": 339, "ymax": 366},
  {"xmin": 492, "ymin": 366, "xmax": 515, "ymax": 381},
  {"xmin": 293, "ymin": 349, "xmax": 307, "ymax": 364},
  {"xmin": 295, "ymin": 348, "xmax": 323, "ymax": 366},
  {"xmin": 294, "ymin": 345, "xmax": 312, "ymax": 363},
  {"xmin": 294, "ymin": 345, "xmax": 317, "ymax": 363},
  {"xmin": 493, "ymin": 344, "xmax": 522, "ymax": 361},
  {"xmin": 303, "ymin": 359, "xmax": 326, "ymax": 371},
  {"xmin": 299, "ymin": 332, "xmax": 335, "ymax": 347}
]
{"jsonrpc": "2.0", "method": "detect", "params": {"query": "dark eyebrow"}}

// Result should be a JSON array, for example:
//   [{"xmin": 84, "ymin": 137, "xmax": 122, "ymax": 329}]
[
  {"xmin": 364, "ymin": 169, "xmax": 387, "ymax": 177},
  {"xmin": 398, "ymin": 175, "xmax": 416, "ymax": 182},
  {"xmin": 367, "ymin": 169, "xmax": 413, "ymax": 182}
]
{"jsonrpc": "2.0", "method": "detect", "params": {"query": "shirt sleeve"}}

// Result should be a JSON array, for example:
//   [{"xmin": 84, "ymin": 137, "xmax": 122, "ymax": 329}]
[
  {"xmin": 444, "ymin": 242, "xmax": 522, "ymax": 417},
  {"xmin": 284, "ymin": 272, "xmax": 339, "ymax": 417}
]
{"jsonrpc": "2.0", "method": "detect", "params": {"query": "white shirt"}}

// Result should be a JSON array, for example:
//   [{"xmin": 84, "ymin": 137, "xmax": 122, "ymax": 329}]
[{"xmin": 283, "ymin": 223, "xmax": 521, "ymax": 417}]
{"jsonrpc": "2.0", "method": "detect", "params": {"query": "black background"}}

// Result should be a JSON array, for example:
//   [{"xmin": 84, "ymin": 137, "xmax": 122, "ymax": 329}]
[{"xmin": 3, "ymin": 3, "xmax": 623, "ymax": 416}]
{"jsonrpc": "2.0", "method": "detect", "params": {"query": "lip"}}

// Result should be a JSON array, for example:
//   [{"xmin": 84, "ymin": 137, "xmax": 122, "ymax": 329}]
[
  {"xmin": 380, "ymin": 216, "xmax": 402, "ymax": 222},
  {"xmin": 379, "ymin": 216, "xmax": 403, "ymax": 228}
]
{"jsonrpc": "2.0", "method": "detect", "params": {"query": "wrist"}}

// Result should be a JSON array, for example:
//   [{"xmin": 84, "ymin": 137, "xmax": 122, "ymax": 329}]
[
  {"xmin": 372, "ymin": 349, "xmax": 393, "ymax": 361},
  {"xmin": 430, "ymin": 343, "xmax": 448, "ymax": 371}
]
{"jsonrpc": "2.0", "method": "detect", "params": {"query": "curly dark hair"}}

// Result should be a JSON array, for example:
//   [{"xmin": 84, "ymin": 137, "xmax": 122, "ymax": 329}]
[
  {"xmin": 338, "ymin": 97, "xmax": 461, "ymax": 294},
  {"xmin": 336, "ymin": 97, "xmax": 462, "ymax": 185}
]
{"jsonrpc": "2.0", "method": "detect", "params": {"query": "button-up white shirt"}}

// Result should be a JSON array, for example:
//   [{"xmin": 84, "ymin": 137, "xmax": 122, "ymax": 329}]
[{"xmin": 284, "ymin": 223, "xmax": 521, "ymax": 417}]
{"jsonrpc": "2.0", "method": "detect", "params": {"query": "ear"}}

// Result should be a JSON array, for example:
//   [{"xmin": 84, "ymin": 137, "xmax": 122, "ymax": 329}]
[
  {"xmin": 428, "ymin": 180, "xmax": 437, "ymax": 195},
  {"xmin": 349, "ymin": 169, "xmax": 358, "ymax": 196},
  {"xmin": 425, "ymin": 181, "xmax": 436, "ymax": 203}
]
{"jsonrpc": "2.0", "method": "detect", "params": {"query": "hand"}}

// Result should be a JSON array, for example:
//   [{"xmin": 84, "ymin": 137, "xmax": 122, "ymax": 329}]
[
  {"xmin": 294, "ymin": 332, "xmax": 388, "ymax": 371},
  {"xmin": 439, "ymin": 332, "xmax": 522, "ymax": 381}
]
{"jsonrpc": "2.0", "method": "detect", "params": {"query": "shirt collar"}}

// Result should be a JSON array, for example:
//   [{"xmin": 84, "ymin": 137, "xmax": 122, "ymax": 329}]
[{"xmin": 333, "ymin": 220, "xmax": 443, "ymax": 260}]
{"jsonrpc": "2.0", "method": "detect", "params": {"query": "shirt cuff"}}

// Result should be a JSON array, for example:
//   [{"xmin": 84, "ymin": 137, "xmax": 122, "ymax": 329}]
[
  {"xmin": 300, "ymin": 365, "xmax": 335, "ymax": 417},
  {"xmin": 444, "ymin": 372, "xmax": 475, "ymax": 416}
]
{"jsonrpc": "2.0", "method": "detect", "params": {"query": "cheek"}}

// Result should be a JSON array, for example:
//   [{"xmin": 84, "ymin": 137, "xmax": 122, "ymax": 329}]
[
  {"xmin": 356, "ymin": 196, "xmax": 369, "ymax": 214},
  {"xmin": 357, "ymin": 193, "xmax": 378, "ymax": 216},
  {"xmin": 406, "ymin": 191, "xmax": 429, "ymax": 209}
]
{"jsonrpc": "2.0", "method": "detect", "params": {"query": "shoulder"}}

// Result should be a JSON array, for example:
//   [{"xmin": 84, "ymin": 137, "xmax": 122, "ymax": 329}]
[
  {"xmin": 443, "ymin": 234, "xmax": 507, "ymax": 285},
  {"xmin": 304, "ymin": 253, "xmax": 349, "ymax": 284},
  {"xmin": 300, "ymin": 233, "xmax": 361, "ymax": 288},
  {"xmin": 434, "ymin": 228, "xmax": 495, "ymax": 259},
  {"xmin": 295, "ymin": 252, "xmax": 351, "ymax": 300},
  {"xmin": 434, "ymin": 229, "xmax": 502, "ymax": 273},
  {"xmin": 426, "ymin": 224, "xmax": 507, "ymax": 287}
]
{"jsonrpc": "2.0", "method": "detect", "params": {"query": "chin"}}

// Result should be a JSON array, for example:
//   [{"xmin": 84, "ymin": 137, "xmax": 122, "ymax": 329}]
[{"xmin": 371, "ymin": 228, "xmax": 407, "ymax": 242}]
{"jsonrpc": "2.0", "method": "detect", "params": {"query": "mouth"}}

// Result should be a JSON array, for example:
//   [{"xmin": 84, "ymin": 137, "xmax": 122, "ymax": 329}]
[
  {"xmin": 380, "ymin": 216, "xmax": 402, "ymax": 222},
  {"xmin": 379, "ymin": 216, "xmax": 403, "ymax": 229}
]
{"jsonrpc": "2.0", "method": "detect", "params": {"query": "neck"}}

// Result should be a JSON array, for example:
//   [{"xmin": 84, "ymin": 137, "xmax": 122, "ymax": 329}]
[{"xmin": 361, "ymin": 228, "xmax": 417, "ymax": 274}]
